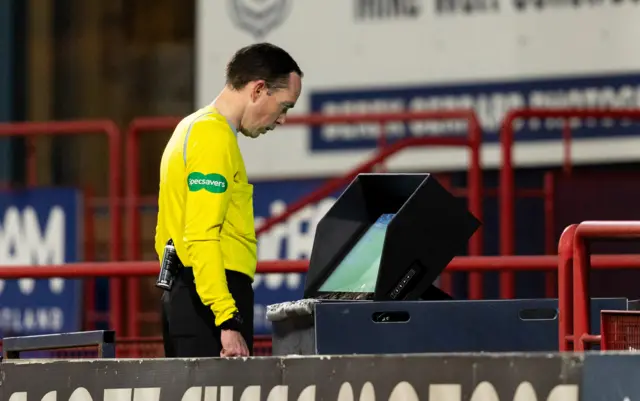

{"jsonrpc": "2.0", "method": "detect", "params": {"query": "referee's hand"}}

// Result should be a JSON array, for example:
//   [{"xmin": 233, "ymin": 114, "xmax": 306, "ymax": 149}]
[{"xmin": 220, "ymin": 330, "xmax": 250, "ymax": 357}]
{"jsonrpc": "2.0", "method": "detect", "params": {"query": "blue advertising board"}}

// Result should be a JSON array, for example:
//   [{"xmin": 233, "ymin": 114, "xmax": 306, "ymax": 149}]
[
  {"xmin": 582, "ymin": 353, "xmax": 640, "ymax": 401},
  {"xmin": 252, "ymin": 178, "xmax": 343, "ymax": 334},
  {"xmin": 309, "ymin": 72, "xmax": 640, "ymax": 152},
  {"xmin": 0, "ymin": 188, "xmax": 83, "ymax": 337}
]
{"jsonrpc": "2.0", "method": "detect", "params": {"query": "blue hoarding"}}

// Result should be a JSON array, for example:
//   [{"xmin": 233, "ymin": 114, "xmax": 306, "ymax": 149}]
[
  {"xmin": 252, "ymin": 178, "xmax": 343, "ymax": 334},
  {"xmin": 583, "ymin": 353, "xmax": 640, "ymax": 401},
  {"xmin": 0, "ymin": 188, "xmax": 83, "ymax": 337},
  {"xmin": 310, "ymin": 72, "xmax": 640, "ymax": 151}
]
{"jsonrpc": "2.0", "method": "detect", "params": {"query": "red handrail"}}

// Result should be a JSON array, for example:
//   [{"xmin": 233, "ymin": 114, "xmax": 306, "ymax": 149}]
[
  {"xmin": 557, "ymin": 224, "xmax": 577, "ymax": 351},
  {"xmin": 499, "ymin": 108, "xmax": 640, "ymax": 299},
  {"xmin": 2, "ymin": 254, "xmax": 640, "ymax": 278},
  {"xmin": 125, "ymin": 116, "xmax": 181, "ymax": 338},
  {"xmin": 571, "ymin": 221, "xmax": 640, "ymax": 351},
  {"xmin": 125, "ymin": 116, "xmax": 182, "ymax": 262}
]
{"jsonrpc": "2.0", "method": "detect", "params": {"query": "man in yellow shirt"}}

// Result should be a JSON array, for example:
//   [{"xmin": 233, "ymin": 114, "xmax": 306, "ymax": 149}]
[{"xmin": 155, "ymin": 43, "xmax": 303, "ymax": 357}]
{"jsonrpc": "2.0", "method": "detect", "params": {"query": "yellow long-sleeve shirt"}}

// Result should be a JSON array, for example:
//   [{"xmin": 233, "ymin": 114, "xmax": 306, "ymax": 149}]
[{"xmin": 155, "ymin": 105, "xmax": 257, "ymax": 327}]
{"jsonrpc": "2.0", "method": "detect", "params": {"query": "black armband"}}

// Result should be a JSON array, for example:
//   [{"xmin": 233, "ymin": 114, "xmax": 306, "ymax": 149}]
[{"xmin": 219, "ymin": 313, "xmax": 243, "ymax": 331}]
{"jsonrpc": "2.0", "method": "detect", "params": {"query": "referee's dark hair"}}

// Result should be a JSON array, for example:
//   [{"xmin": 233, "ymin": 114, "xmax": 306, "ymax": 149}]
[{"xmin": 226, "ymin": 43, "xmax": 303, "ymax": 90}]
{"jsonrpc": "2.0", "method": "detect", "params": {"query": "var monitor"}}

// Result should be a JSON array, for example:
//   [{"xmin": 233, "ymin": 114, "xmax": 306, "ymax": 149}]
[
  {"xmin": 317, "ymin": 213, "xmax": 393, "ymax": 295},
  {"xmin": 304, "ymin": 173, "xmax": 481, "ymax": 302}
]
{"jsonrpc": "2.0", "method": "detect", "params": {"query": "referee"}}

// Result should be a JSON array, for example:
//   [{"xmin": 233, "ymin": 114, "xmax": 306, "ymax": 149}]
[{"xmin": 155, "ymin": 43, "xmax": 303, "ymax": 357}]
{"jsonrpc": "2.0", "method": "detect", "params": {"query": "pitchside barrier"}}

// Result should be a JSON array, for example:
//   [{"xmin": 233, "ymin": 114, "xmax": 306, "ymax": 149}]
[
  {"xmin": 2, "ymin": 351, "xmax": 640, "ymax": 401},
  {"xmin": 1, "ymin": 330, "xmax": 639, "ymax": 401},
  {"xmin": 2, "ymin": 353, "xmax": 583, "ymax": 401},
  {"xmin": 5, "ymin": 352, "xmax": 640, "ymax": 400}
]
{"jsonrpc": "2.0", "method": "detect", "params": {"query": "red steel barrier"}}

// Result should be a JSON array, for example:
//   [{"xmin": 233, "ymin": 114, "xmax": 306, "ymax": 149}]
[
  {"xmin": 0, "ymin": 120, "xmax": 124, "ymax": 335},
  {"xmin": 125, "ymin": 110, "xmax": 484, "ymax": 336},
  {"xmin": 499, "ymin": 109, "xmax": 640, "ymax": 299},
  {"xmin": 3, "ymin": 252, "xmax": 640, "ymax": 354},
  {"xmin": 125, "ymin": 117, "xmax": 182, "ymax": 262},
  {"xmin": 557, "ymin": 221, "xmax": 640, "ymax": 351},
  {"xmin": 570, "ymin": 221, "xmax": 640, "ymax": 351},
  {"xmin": 443, "ymin": 172, "xmax": 557, "ymax": 298},
  {"xmin": 124, "ymin": 117, "xmax": 181, "ymax": 337},
  {"xmin": 557, "ymin": 224, "xmax": 577, "ymax": 352},
  {"xmin": 4, "ymin": 255, "xmax": 640, "ymax": 279}
]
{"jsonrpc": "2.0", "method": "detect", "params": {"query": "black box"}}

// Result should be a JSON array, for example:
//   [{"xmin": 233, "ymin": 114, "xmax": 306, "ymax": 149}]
[{"xmin": 269, "ymin": 298, "xmax": 628, "ymax": 356}]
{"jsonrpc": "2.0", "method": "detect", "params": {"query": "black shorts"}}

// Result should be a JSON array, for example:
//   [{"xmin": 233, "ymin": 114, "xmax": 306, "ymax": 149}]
[{"xmin": 161, "ymin": 267, "xmax": 254, "ymax": 357}]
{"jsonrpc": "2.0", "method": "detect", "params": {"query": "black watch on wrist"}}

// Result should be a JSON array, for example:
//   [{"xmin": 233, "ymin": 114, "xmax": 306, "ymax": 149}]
[{"xmin": 219, "ymin": 313, "xmax": 243, "ymax": 331}]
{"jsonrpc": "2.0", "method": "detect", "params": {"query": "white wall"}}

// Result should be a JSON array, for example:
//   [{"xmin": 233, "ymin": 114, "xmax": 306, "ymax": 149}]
[{"xmin": 197, "ymin": 0, "xmax": 640, "ymax": 179}]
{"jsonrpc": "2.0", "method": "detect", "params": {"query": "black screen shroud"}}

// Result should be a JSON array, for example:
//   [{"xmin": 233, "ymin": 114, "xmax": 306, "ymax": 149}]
[{"xmin": 304, "ymin": 173, "xmax": 481, "ymax": 301}]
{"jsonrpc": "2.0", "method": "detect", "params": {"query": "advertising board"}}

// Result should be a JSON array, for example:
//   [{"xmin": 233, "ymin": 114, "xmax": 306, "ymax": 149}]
[
  {"xmin": 0, "ymin": 188, "xmax": 83, "ymax": 337},
  {"xmin": 0, "ymin": 353, "xmax": 581, "ymax": 401},
  {"xmin": 582, "ymin": 354, "xmax": 640, "ymax": 401},
  {"xmin": 197, "ymin": 0, "xmax": 640, "ymax": 179}
]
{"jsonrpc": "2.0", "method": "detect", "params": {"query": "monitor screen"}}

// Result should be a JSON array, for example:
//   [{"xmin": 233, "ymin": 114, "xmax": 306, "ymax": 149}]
[{"xmin": 317, "ymin": 213, "xmax": 394, "ymax": 294}]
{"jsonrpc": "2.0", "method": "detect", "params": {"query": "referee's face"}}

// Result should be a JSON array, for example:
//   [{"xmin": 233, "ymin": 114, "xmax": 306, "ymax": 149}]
[{"xmin": 244, "ymin": 72, "xmax": 302, "ymax": 138}]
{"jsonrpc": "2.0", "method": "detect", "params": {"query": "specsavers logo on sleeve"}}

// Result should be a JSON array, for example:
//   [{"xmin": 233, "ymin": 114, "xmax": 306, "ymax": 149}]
[{"xmin": 187, "ymin": 172, "xmax": 228, "ymax": 193}]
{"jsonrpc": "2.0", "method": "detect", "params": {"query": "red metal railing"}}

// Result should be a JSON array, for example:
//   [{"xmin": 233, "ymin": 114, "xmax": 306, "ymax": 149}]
[
  {"xmin": 4, "ymin": 255, "xmax": 640, "ymax": 279},
  {"xmin": 124, "ymin": 117, "xmax": 181, "ymax": 338},
  {"xmin": 125, "ymin": 117, "xmax": 182, "ymax": 262},
  {"xmin": 3, "ymin": 238, "xmax": 640, "ymax": 356},
  {"xmin": 3, "ymin": 251, "xmax": 640, "ymax": 355},
  {"xmin": 442, "ymin": 172, "xmax": 558, "ymax": 298},
  {"xmin": 556, "ymin": 221, "xmax": 640, "ymax": 351},
  {"xmin": 124, "ymin": 110, "xmax": 484, "ymax": 337},
  {"xmin": 499, "ymin": 109, "xmax": 640, "ymax": 299},
  {"xmin": 5, "ymin": 109, "xmax": 629, "ymax": 340},
  {"xmin": 0, "ymin": 120, "xmax": 124, "ymax": 335},
  {"xmin": 557, "ymin": 224, "xmax": 576, "ymax": 352}
]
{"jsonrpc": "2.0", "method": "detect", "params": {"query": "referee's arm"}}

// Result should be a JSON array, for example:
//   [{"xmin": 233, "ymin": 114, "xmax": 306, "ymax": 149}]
[{"xmin": 182, "ymin": 120, "xmax": 238, "ymax": 327}]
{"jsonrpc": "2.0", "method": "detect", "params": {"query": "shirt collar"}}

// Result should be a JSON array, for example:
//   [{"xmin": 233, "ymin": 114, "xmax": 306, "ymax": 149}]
[{"xmin": 208, "ymin": 104, "xmax": 238, "ymax": 135}]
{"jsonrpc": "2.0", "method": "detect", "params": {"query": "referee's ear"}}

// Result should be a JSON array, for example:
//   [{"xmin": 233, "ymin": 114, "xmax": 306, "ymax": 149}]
[{"xmin": 250, "ymin": 80, "xmax": 268, "ymax": 103}]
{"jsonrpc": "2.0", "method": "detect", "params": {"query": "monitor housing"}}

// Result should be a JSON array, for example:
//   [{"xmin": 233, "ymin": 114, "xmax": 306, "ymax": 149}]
[{"xmin": 304, "ymin": 173, "xmax": 481, "ymax": 302}]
